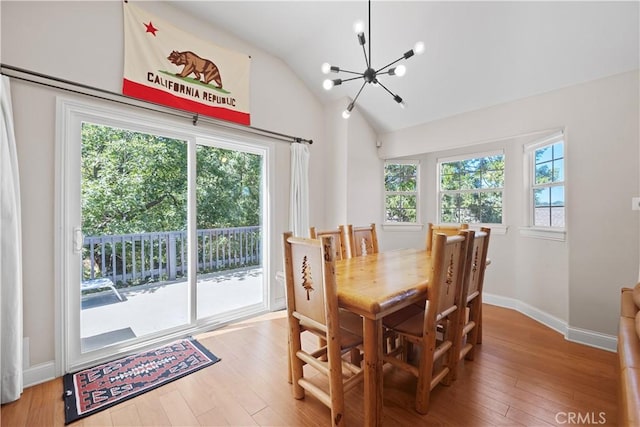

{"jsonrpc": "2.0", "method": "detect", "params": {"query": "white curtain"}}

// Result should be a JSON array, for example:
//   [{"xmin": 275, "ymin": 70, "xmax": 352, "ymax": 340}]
[
  {"xmin": 1, "ymin": 75, "xmax": 23, "ymax": 403},
  {"xmin": 290, "ymin": 143, "xmax": 310, "ymax": 237}
]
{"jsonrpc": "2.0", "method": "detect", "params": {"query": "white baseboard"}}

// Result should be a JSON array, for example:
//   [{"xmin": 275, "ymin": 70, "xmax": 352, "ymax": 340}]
[
  {"xmin": 23, "ymin": 361, "xmax": 57, "ymax": 388},
  {"xmin": 483, "ymin": 292, "xmax": 617, "ymax": 352},
  {"xmin": 566, "ymin": 326, "xmax": 617, "ymax": 352}
]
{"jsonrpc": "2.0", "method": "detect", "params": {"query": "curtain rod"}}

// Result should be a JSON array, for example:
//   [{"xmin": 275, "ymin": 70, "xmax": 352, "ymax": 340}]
[{"xmin": 0, "ymin": 63, "xmax": 313, "ymax": 145}]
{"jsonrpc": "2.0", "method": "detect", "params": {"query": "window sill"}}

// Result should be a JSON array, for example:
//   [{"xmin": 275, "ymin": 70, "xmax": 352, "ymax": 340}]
[
  {"xmin": 382, "ymin": 223, "xmax": 424, "ymax": 232},
  {"xmin": 471, "ymin": 224, "xmax": 508, "ymax": 235},
  {"xmin": 519, "ymin": 227, "xmax": 566, "ymax": 241}
]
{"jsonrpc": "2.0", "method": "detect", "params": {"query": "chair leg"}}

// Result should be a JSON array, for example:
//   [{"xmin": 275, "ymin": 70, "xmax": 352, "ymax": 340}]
[
  {"xmin": 476, "ymin": 304, "xmax": 483, "ymax": 344},
  {"xmin": 452, "ymin": 323, "xmax": 465, "ymax": 381},
  {"xmin": 330, "ymin": 397, "xmax": 346, "ymax": 427},
  {"xmin": 465, "ymin": 303, "xmax": 482, "ymax": 361},
  {"xmin": 319, "ymin": 337, "xmax": 328, "ymax": 360},
  {"xmin": 443, "ymin": 344, "xmax": 457, "ymax": 386},
  {"xmin": 414, "ymin": 336, "xmax": 436, "ymax": 414},
  {"xmin": 466, "ymin": 330, "xmax": 477, "ymax": 361},
  {"xmin": 328, "ymin": 344, "xmax": 347, "ymax": 427},
  {"xmin": 385, "ymin": 331, "xmax": 398, "ymax": 353},
  {"xmin": 349, "ymin": 347, "xmax": 362, "ymax": 366},
  {"xmin": 403, "ymin": 340, "xmax": 413, "ymax": 362},
  {"xmin": 289, "ymin": 328, "xmax": 305, "ymax": 399},
  {"xmin": 287, "ymin": 337, "xmax": 292, "ymax": 384}
]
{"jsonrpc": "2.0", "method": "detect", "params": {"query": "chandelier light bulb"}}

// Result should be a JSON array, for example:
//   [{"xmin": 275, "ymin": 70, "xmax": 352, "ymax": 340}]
[
  {"xmin": 343, "ymin": 102, "xmax": 354, "ymax": 119},
  {"xmin": 394, "ymin": 95, "xmax": 405, "ymax": 109},
  {"xmin": 393, "ymin": 65, "xmax": 406, "ymax": 77},
  {"xmin": 323, "ymin": 79, "xmax": 334, "ymax": 90},
  {"xmin": 414, "ymin": 41, "xmax": 425, "ymax": 55},
  {"xmin": 353, "ymin": 20, "xmax": 365, "ymax": 35},
  {"xmin": 321, "ymin": 63, "xmax": 331, "ymax": 74}
]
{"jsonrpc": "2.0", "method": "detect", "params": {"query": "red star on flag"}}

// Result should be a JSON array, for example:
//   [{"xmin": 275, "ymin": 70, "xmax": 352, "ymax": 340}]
[{"xmin": 144, "ymin": 21, "xmax": 158, "ymax": 36}]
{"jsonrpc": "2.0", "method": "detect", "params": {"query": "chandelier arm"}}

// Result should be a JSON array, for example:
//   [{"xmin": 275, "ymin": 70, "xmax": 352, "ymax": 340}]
[
  {"xmin": 376, "ymin": 80, "xmax": 399, "ymax": 98},
  {"xmin": 341, "ymin": 76, "xmax": 366, "ymax": 84},
  {"xmin": 375, "ymin": 56, "xmax": 405, "ymax": 74},
  {"xmin": 361, "ymin": 43, "xmax": 370, "ymax": 69},
  {"xmin": 337, "ymin": 69, "xmax": 365, "ymax": 76},
  {"xmin": 351, "ymin": 81, "xmax": 368, "ymax": 105}
]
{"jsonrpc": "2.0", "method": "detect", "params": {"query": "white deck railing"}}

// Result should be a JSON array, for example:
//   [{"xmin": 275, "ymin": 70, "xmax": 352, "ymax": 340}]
[{"xmin": 83, "ymin": 226, "xmax": 261, "ymax": 286}]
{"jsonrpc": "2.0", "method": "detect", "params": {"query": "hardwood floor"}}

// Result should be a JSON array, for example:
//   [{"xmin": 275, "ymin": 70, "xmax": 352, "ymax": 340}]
[{"xmin": 1, "ymin": 304, "xmax": 618, "ymax": 426}]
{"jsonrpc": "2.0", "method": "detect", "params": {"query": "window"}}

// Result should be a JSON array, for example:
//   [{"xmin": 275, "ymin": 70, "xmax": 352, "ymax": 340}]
[
  {"xmin": 384, "ymin": 160, "xmax": 419, "ymax": 224},
  {"xmin": 528, "ymin": 138, "xmax": 565, "ymax": 228},
  {"xmin": 438, "ymin": 152, "xmax": 505, "ymax": 224}
]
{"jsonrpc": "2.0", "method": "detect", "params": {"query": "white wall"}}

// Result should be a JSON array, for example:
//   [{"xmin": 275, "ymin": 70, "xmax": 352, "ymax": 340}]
[
  {"xmin": 346, "ymin": 105, "xmax": 382, "ymax": 228},
  {"xmin": 321, "ymin": 98, "xmax": 382, "ymax": 234},
  {"xmin": 1, "ymin": 1, "xmax": 327, "ymax": 376},
  {"xmin": 378, "ymin": 71, "xmax": 640, "ymax": 341},
  {"xmin": 323, "ymin": 98, "xmax": 349, "ymax": 227}
]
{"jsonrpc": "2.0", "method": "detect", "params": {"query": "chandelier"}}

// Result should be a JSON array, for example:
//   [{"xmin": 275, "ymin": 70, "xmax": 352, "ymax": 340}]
[{"xmin": 322, "ymin": 0, "xmax": 425, "ymax": 119}]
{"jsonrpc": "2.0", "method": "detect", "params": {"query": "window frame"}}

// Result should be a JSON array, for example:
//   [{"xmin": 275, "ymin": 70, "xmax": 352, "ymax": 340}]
[
  {"xmin": 383, "ymin": 159, "xmax": 421, "ymax": 228},
  {"xmin": 436, "ymin": 149, "xmax": 506, "ymax": 226},
  {"xmin": 521, "ymin": 132, "xmax": 566, "ymax": 241}
]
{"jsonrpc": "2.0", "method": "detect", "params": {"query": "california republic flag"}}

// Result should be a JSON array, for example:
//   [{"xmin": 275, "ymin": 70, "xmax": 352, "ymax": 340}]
[{"xmin": 123, "ymin": 3, "xmax": 251, "ymax": 125}]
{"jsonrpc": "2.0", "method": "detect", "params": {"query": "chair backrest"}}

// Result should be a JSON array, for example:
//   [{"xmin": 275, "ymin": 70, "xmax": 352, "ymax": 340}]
[
  {"xmin": 454, "ymin": 227, "xmax": 490, "ymax": 369},
  {"xmin": 309, "ymin": 225, "xmax": 349, "ymax": 260},
  {"xmin": 283, "ymin": 232, "xmax": 338, "ymax": 334},
  {"xmin": 427, "ymin": 232, "xmax": 469, "ymax": 324},
  {"xmin": 461, "ymin": 227, "xmax": 491, "ymax": 303},
  {"xmin": 284, "ymin": 232, "xmax": 360, "ymax": 424},
  {"xmin": 426, "ymin": 223, "xmax": 469, "ymax": 254},
  {"xmin": 347, "ymin": 223, "xmax": 379, "ymax": 257}
]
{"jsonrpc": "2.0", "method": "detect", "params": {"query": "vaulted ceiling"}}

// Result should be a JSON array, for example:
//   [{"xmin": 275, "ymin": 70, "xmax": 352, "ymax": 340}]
[{"xmin": 170, "ymin": 1, "xmax": 639, "ymax": 134}]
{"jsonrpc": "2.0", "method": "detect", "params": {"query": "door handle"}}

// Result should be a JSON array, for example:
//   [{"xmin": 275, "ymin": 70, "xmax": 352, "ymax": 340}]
[{"xmin": 74, "ymin": 227, "xmax": 84, "ymax": 253}]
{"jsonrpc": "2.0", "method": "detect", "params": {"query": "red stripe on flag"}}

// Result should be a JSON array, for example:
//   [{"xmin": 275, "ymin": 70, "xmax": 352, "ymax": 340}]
[{"xmin": 122, "ymin": 79, "xmax": 250, "ymax": 126}]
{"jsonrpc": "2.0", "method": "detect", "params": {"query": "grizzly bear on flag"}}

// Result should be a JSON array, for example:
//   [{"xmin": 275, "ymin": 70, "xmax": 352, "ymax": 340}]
[{"xmin": 168, "ymin": 50, "xmax": 223, "ymax": 88}]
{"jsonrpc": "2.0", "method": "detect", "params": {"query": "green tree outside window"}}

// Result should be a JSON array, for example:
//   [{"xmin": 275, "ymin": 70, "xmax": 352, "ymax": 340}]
[
  {"xmin": 384, "ymin": 161, "xmax": 419, "ymax": 223},
  {"xmin": 439, "ymin": 154, "xmax": 504, "ymax": 224}
]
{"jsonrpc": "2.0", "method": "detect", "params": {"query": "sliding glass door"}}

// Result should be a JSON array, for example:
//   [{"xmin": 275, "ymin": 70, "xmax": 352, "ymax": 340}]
[
  {"xmin": 79, "ymin": 124, "xmax": 190, "ymax": 353},
  {"xmin": 195, "ymin": 142, "xmax": 266, "ymax": 320},
  {"xmin": 60, "ymin": 99, "xmax": 269, "ymax": 372}
]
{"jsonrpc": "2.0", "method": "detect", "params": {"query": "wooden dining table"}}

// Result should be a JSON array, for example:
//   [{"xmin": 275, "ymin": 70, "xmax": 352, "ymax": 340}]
[{"xmin": 334, "ymin": 248, "xmax": 433, "ymax": 427}]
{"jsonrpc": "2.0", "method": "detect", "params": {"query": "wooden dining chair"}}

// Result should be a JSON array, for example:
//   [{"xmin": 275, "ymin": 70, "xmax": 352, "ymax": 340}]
[
  {"xmin": 426, "ymin": 222, "xmax": 469, "ymax": 254},
  {"xmin": 454, "ymin": 227, "xmax": 491, "ymax": 378},
  {"xmin": 346, "ymin": 223, "xmax": 379, "ymax": 257},
  {"xmin": 382, "ymin": 232, "xmax": 471, "ymax": 414},
  {"xmin": 309, "ymin": 226, "xmax": 362, "ymax": 359},
  {"xmin": 283, "ymin": 232, "xmax": 364, "ymax": 426},
  {"xmin": 309, "ymin": 225, "xmax": 350, "ymax": 260}
]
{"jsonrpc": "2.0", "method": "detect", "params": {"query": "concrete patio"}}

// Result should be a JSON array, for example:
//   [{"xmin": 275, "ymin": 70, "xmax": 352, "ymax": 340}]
[{"xmin": 80, "ymin": 267, "xmax": 263, "ymax": 351}]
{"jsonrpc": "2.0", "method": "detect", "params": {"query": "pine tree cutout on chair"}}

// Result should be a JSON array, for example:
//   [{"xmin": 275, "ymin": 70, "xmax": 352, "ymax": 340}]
[
  {"xmin": 361, "ymin": 238, "xmax": 368, "ymax": 256},
  {"xmin": 301, "ymin": 255, "xmax": 314, "ymax": 300}
]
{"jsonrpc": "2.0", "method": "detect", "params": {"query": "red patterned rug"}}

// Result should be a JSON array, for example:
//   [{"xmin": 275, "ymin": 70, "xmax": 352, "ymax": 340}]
[{"xmin": 62, "ymin": 337, "xmax": 219, "ymax": 424}]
